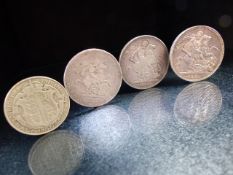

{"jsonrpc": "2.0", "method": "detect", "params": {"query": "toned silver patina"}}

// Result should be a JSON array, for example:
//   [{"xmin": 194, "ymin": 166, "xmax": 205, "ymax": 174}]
[
  {"xmin": 170, "ymin": 25, "xmax": 224, "ymax": 82},
  {"xmin": 64, "ymin": 49, "xmax": 122, "ymax": 107},
  {"xmin": 119, "ymin": 35, "xmax": 169, "ymax": 89},
  {"xmin": 3, "ymin": 76, "xmax": 70, "ymax": 135}
]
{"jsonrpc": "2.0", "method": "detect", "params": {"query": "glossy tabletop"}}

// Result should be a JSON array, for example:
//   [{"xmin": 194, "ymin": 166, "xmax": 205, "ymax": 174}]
[{"xmin": 1, "ymin": 64, "xmax": 233, "ymax": 175}]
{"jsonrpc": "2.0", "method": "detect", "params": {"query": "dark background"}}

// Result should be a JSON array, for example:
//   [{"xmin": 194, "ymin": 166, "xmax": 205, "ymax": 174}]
[{"xmin": 1, "ymin": 0, "xmax": 233, "ymax": 111}]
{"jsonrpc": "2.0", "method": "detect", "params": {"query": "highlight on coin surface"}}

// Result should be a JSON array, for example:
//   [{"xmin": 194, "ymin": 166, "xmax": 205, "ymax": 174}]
[
  {"xmin": 169, "ymin": 25, "xmax": 225, "ymax": 82},
  {"xmin": 64, "ymin": 48, "xmax": 122, "ymax": 107},
  {"xmin": 119, "ymin": 35, "xmax": 169, "ymax": 89},
  {"xmin": 3, "ymin": 76, "xmax": 70, "ymax": 135}
]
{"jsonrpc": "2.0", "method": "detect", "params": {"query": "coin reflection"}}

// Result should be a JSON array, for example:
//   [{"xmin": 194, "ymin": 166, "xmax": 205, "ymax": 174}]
[
  {"xmin": 79, "ymin": 105, "xmax": 131, "ymax": 154},
  {"xmin": 128, "ymin": 88, "xmax": 170, "ymax": 135},
  {"xmin": 28, "ymin": 130, "xmax": 84, "ymax": 175},
  {"xmin": 174, "ymin": 81, "xmax": 222, "ymax": 126}
]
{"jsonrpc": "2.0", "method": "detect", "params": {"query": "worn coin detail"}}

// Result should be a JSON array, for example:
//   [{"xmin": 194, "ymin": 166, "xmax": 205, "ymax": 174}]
[
  {"xmin": 3, "ymin": 76, "xmax": 70, "ymax": 135},
  {"xmin": 119, "ymin": 35, "xmax": 169, "ymax": 89},
  {"xmin": 64, "ymin": 49, "xmax": 122, "ymax": 107},
  {"xmin": 170, "ymin": 25, "xmax": 224, "ymax": 82}
]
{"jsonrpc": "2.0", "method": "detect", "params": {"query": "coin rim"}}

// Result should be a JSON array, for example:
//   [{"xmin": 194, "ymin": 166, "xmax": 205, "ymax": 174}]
[
  {"xmin": 63, "ymin": 48, "xmax": 122, "ymax": 107},
  {"xmin": 119, "ymin": 35, "xmax": 169, "ymax": 90},
  {"xmin": 169, "ymin": 25, "xmax": 225, "ymax": 82},
  {"xmin": 3, "ymin": 76, "xmax": 70, "ymax": 135}
]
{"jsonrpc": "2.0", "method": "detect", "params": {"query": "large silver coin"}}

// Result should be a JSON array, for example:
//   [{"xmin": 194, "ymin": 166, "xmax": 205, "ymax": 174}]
[
  {"xmin": 170, "ymin": 25, "xmax": 224, "ymax": 82},
  {"xmin": 64, "ymin": 49, "xmax": 122, "ymax": 107},
  {"xmin": 119, "ymin": 35, "xmax": 169, "ymax": 89}
]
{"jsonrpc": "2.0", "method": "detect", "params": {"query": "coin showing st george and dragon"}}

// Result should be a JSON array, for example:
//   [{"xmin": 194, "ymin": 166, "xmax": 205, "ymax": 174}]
[
  {"xmin": 170, "ymin": 25, "xmax": 224, "ymax": 82},
  {"xmin": 64, "ymin": 49, "xmax": 122, "ymax": 107}
]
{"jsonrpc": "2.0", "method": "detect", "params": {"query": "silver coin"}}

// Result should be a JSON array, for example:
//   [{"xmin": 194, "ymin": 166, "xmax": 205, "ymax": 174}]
[
  {"xmin": 119, "ymin": 35, "xmax": 169, "ymax": 89},
  {"xmin": 64, "ymin": 49, "xmax": 122, "ymax": 107},
  {"xmin": 170, "ymin": 25, "xmax": 224, "ymax": 82}
]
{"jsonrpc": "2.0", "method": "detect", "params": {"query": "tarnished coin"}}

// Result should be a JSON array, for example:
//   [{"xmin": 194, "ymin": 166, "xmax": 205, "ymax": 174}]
[
  {"xmin": 119, "ymin": 35, "xmax": 169, "ymax": 89},
  {"xmin": 170, "ymin": 25, "xmax": 224, "ymax": 82},
  {"xmin": 64, "ymin": 49, "xmax": 122, "ymax": 107},
  {"xmin": 3, "ymin": 76, "xmax": 70, "ymax": 135}
]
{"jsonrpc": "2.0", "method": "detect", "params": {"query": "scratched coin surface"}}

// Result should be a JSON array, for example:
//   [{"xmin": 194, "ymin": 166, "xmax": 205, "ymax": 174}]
[
  {"xmin": 119, "ymin": 35, "xmax": 169, "ymax": 89},
  {"xmin": 3, "ymin": 76, "xmax": 70, "ymax": 135},
  {"xmin": 170, "ymin": 25, "xmax": 224, "ymax": 82},
  {"xmin": 64, "ymin": 49, "xmax": 122, "ymax": 107}
]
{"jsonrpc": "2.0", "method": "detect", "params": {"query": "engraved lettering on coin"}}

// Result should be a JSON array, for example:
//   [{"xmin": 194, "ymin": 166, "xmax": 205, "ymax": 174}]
[
  {"xmin": 174, "ymin": 81, "xmax": 222, "ymax": 126},
  {"xmin": 119, "ymin": 35, "xmax": 169, "ymax": 89},
  {"xmin": 4, "ymin": 76, "xmax": 70, "ymax": 135},
  {"xmin": 64, "ymin": 49, "xmax": 122, "ymax": 107},
  {"xmin": 28, "ymin": 130, "xmax": 84, "ymax": 175},
  {"xmin": 170, "ymin": 25, "xmax": 224, "ymax": 81}
]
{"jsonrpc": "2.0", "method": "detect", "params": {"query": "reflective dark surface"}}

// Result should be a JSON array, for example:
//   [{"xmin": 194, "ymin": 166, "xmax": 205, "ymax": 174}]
[{"xmin": 1, "ymin": 65, "xmax": 233, "ymax": 175}]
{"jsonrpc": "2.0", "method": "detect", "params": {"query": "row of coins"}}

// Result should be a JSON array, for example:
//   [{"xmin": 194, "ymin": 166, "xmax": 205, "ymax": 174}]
[{"xmin": 3, "ymin": 25, "xmax": 224, "ymax": 135}]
